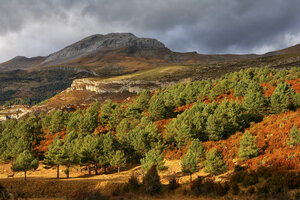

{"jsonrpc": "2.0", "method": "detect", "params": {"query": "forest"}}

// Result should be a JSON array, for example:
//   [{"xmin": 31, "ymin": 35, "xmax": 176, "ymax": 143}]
[{"xmin": 0, "ymin": 67, "xmax": 299, "ymax": 198}]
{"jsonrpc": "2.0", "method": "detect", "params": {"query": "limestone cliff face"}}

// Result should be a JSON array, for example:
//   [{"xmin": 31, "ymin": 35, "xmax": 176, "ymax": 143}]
[
  {"xmin": 0, "ymin": 105, "xmax": 31, "ymax": 121},
  {"xmin": 67, "ymin": 78, "xmax": 172, "ymax": 94},
  {"xmin": 40, "ymin": 77, "xmax": 176, "ymax": 108}
]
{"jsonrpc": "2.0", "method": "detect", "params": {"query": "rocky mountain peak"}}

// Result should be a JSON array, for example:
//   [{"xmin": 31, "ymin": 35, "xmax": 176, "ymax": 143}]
[{"xmin": 42, "ymin": 33, "xmax": 165, "ymax": 66}]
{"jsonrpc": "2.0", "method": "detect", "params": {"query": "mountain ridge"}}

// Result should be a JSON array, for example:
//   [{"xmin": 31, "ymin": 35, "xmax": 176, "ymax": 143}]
[{"xmin": 1, "ymin": 33, "xmax": 299, "ymax": 73}]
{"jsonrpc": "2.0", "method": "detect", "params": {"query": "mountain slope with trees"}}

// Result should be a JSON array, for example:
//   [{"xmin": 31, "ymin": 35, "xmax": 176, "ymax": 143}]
[{"xmin": 0, "ymin": 66, "xmax": 299, "ymax": 198}]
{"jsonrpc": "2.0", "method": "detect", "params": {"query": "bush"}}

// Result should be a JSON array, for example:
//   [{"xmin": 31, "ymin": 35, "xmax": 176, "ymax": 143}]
[{"xmin": 142, "ymin": 165, "xmax": 162, "ymax": 195}]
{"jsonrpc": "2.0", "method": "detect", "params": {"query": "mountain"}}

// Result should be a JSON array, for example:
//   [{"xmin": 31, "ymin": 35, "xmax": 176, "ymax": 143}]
[
  {"xmin": 0, "ymin": 33, "xmax": 300, "ymax": 109},
  {"xmin": 0, "ymin": 56, "xmax": 45, "ymax": 70},
  {"xmin": 0, "ymin": 33, "xmax": 258, "ymax": 73}
]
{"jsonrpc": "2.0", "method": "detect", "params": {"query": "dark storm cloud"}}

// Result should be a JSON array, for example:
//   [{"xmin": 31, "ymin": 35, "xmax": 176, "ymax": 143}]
[{"xmin": 0, "ymin": 0, "xmax": 300, "ymax": 62}]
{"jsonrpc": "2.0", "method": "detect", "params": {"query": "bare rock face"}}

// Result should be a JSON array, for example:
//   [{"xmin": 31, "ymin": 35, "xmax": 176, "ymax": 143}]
[
  {"xmin": 42, "ymin": 33, "xmax": 165, "ymax": 66},
  {"xmin": 67, "ymin": 78, "xmax": 169, "ymax": 94}
]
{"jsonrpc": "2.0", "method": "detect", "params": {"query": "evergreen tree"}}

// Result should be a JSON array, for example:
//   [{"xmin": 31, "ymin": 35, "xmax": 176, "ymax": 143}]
[
  {"xmin": 79, "ymin": 134, "xmax": 103, "ymax": 175},
  {"xmin": 181, "ymin": 150, "xmax": 198, "ymax": 183},
  {"xmin": 243, "ymin": 90, "xmax": 268, "ymax": 120},
  {"xmin": 175, "ymin": 123, "xmax": 195, "ymax": 148},
  {"xmin": 61, "ymin": 140, "xmax": 80, "ymax": 178},
  {"xmin": 12, "ymin": 150, "xmax": 39, "ymax": 180},
  {"xmin": 141, "ymin": 149, "xmax": 165, "ymax": 171},
  {"xmin": 148, "ymin": 92, "xmax": 168, "ymax": 121},
  {"xmin": 99, "ymin": 100, "xmax": 123, "ymax": 130},
  {"xmin": 43, "ymin": 137, "xmax": 65, "ymax": 178},
  {"xmin": 238, "ymin": 131, "xmax": 259, "ymax": 160},
  {"xmin": 127, "ymin": 117, "xmax": 163, "ymax": 157},
  {"xmin": 135, "ymin": 89, "xmax": 151, "ymax": 112},
  {"xmin": 234, "ymin": 81, "xmax": 248, "ymax": 97},
  {"xmin": 204, "ymin": 148, "xmax": 227, "ymax": 175},
  {"xmin": 188, "ymin": 139, "xmax": 206, "ymax": 162},
  {"xmin": 110, "ymin": 150, "xmax": 126, "ymax": 174},
  {"xmin": 206, "ymin": 114, "xmax": 223, "ymax": 141},
  {"xmin": 287, "ymin": 124, "xmax": 300, "ymax": 147},
  {"xmin": 102, "ymin": 132, "xmax": 119, "ymax": 161},
  {"xmin": 49, "ymin": 110, "xmax": 68, "ymax": 133},
  {"xmin": 79, "ymin": 112, "xmax": 98, "ymax": 135},
  {"xmin": 270, "ymin": 82, "xmax": 295, "ymax": 114}
]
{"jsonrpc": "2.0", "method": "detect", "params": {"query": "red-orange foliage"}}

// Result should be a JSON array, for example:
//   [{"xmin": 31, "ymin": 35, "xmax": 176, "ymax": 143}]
[
  {"xmin": 94, "ymin": 125, "xmax": 109, "ymax": 135},
  {"xmin": 164, "ymin": 143, "xmax": 189, "ymax": 160},
  {"xmin": 154, "ymin": 118, "xmax": 172, "ymax": 136},
  {"xmin": 175, "ymin": 103, "xmax": 195, "ymax": 113},
  {"xmin": 287, "ymin": 78, "xmax": 300, "ymax": 93},
  {"xmin": 215, "ymin": 90, "xmax": 243, "ymax": 103},
  {"xmin": 34, "ymin": 130, "xmax": 66, "ymax": 155},
  {"xmin": 261, "ymin": 82, "xmax": 276, "ymax": 97}
]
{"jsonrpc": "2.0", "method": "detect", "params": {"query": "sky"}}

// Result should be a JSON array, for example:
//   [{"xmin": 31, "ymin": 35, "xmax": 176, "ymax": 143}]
[{"xmin": 0, "ymin": 0, "xmax": 300, "ymax": 62}]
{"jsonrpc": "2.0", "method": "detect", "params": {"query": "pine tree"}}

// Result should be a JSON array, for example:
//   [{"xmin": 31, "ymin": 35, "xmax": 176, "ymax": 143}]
[
  {"xmin": 141, "ymin": 149, "xmax": 165, "ymax": 171},
  {"xmin": 238, "ymin": 131, "xmax": 259, "ymax": 160},
  {"xmin": 206, "ymin": 114, "xmax": 223, "ymax": 141},
  {"xmin": 204, "ymin": 148, "xmax": 227, "ymax": 175},
  {"xmin": 181, "ymin": 150, "xmax": 198, "ymax": 182},
  {"xmin": 148, "ymin": 92, "xmax": 168, "ymax": 121},
  {"xmin": 110, "ymin": 150, "xmax": 126, "ymax": 174},
  {"xmin": 287, "ymin": 124, "xmax": 300, "ymax": 147},
  {"xmin": 175, "ymin": 123, "xmax": 195, "ymax": 148},
  {"xmin": 188, "ymin": 139, "xmax": 206, "ymax": 162},
  {"xmin": 234, "ymin": 81, "xmax": 248, "ymax": 97},
  {"xmin": 49, "ymin": 110, "xmax": 68, "ymax": 134},
  {"xmin": 270, "ymin": 82, "xmax": 295, "ymax": 114},
  {"xmin": 79, "ymin": 135, "xmax": 103, "ymax": 175},
  {"xmin": 243, "ymin": 91, "xmax": 268, "ymax": 114},
  {"xmin": 11, "ymin": 150, "xmax": 39, "ymax": 180},
  {"xmin": 43, "ymin": 137, "xmax": 64, "ymax": 179},
  {"xmin": 135, "ymin": 89, "xmax": 151, "ymax": 112}
]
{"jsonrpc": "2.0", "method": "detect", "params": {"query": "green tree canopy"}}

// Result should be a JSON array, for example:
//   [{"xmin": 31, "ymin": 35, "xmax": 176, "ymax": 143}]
[
  {"xmin": 270, "ymin": 82, "xmax": 295, "ymax": 114},
  {"xmin": 141, "ymin": 149, "xmax": 165, "ymax": 171},
  {"xmin": 181, "ymin": 149, "xmax": 198, "ymax": 182},
  {"xmin": 110, "ymin": 150, "xmax": 126, "ymax": 174},
  {"xmin": 238, "ymin": 131, "xmax": 259, "ymax": 161},
  {"xmin": 204, "ymin": 148, "xmax": 227, "ymax": 175},
  {"xmin": 287, "ymin": 124, "xmax": 300, "ymax": 147},
  {"xmin": 12, "ymin": 150, "xmax": 39, "ymax": 180},
  {"xmin": 43, "ymin": 137, "xmax": 65, "ymax": 178}
]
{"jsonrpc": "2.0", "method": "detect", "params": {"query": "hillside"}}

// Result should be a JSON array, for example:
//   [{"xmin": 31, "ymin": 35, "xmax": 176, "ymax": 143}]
[
  {"xmin": 0, "ymin": 67, "xmax": 299, "ymax": 199},
  {"xmin": 1, "ymin": 33, "xmax": 300, "ymax": 108}
]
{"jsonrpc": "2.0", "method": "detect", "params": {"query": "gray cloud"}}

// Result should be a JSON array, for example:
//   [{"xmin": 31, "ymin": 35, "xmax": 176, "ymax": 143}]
[{"xmin": 0, "ymin": 0, "xmax": 300, "ymax": 62}]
